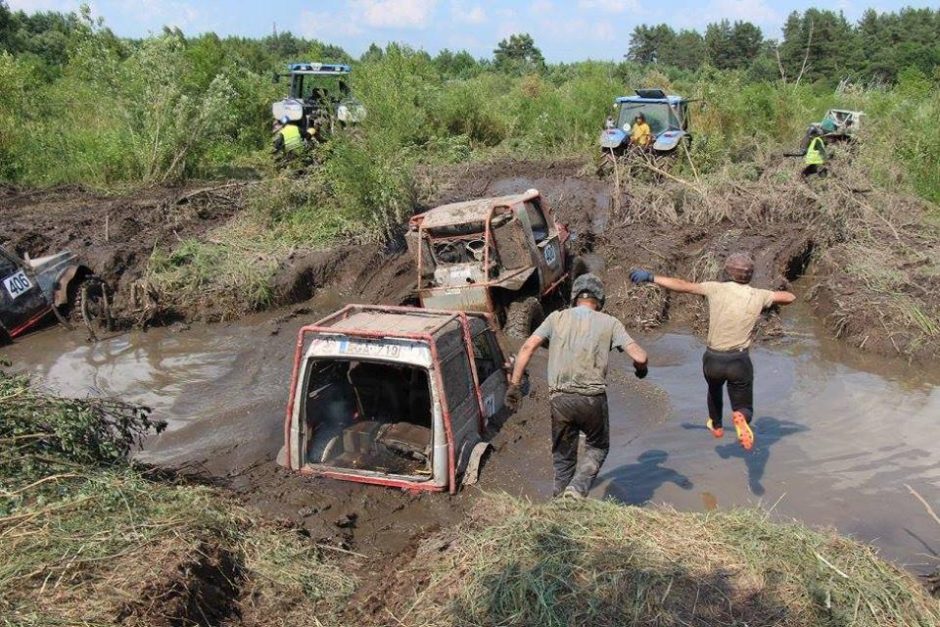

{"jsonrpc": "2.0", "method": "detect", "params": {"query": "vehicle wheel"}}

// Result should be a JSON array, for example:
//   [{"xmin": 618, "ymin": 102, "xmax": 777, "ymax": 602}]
[
  {"xmin": 504, "ymin": 297, "xmax": 544, "ymax": 339},
  {"xmin": 80, "ymin": 277, "xmax": 112, "ymax": 340}
]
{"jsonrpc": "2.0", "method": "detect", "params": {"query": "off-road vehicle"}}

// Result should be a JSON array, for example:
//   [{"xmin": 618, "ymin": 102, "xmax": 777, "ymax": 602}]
[
  {"xmin": 271, "ymin": 62, "xmax": 366, "ymax": 144},
  {"xmin": 600, "ymin": 88, "xmax": 693, "ymax": 157},
  {"xmin": 278, "ymin": 305, "xmax": 512, "ymax": 493},
  {"xmin": 406, "ymin": 189, "xmax": 570, "ymax": 338},
  {"xmin": 0, "ymin": 245, "xmax": 111, "ymax": 343}
]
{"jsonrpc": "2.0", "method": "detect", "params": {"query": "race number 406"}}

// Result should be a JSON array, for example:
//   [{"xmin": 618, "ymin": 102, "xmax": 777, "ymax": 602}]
[{"xmin": 3, "ymin": 270, "xmax": 33, "ymax": 300}]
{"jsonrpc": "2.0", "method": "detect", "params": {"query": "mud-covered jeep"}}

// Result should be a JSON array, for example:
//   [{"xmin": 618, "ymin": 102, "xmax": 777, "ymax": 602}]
[
  {"xmin": 278, "ymin": 305, "xmax": 511, "ymax": 493},
  {"xmin": 406, "ymin": 189, "xmax": 570, "ymax": 338},
  {"xmin": 0, "ymin": 245, "xmax": 111, "ymax": 343}
]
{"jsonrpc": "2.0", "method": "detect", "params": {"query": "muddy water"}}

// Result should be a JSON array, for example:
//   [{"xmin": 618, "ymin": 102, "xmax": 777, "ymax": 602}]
[
  {"xmin": 599, "ymin": 300, "xmax": 940, "ymax": 575},
  {"xmin": 3, "ymin": 299, "xmax": 938, "ymax": 574}
]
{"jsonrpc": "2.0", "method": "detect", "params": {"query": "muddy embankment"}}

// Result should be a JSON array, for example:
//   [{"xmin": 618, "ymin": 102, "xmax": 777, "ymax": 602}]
[
  {"xmin": 5, "ymin": 156, "xmax": 935, "ymax": 359},
  {"xmin": 1, "ymin": 182, "xmax": 248, "ymax": 326}
]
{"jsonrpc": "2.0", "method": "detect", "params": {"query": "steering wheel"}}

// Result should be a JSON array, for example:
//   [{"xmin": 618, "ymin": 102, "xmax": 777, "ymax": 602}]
[{"xmin": 465, "ymin": 239, "xmax": 486, "ymax": 261}]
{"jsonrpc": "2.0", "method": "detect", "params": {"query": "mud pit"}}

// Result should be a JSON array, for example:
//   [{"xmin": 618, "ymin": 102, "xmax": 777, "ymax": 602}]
[{"xmin": 3, "ymin": 160, "xmax": 939, "ymax": 621}]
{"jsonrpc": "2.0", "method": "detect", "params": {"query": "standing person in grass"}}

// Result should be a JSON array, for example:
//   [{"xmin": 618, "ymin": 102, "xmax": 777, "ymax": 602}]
[
  {"xmin": 505, "ymin": 274, "xmax": 649, "ymax": 498},
  {"xmin": 630, "ymin": 254, "xmax": 796, "ymax": 451}
]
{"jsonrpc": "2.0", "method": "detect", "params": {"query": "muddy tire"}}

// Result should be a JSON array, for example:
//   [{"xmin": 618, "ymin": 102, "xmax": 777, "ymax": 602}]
[
  {"xmin": 79, "ymin": 277, "xmax": 112, "ymax": 340},
  {"xmin": 504, "ymin": 297, "xmax": 544, "ymax": 339}
]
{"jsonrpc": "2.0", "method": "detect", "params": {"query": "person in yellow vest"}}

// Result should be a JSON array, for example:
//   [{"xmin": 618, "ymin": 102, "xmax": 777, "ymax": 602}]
[
  {"xmin": 802, "ymin": 125, "xmax": 828, "ymax": 179},
  {"xmin": 272, "ymin": 116, "xmax": 304, "ymax": 157},
  {"xmin": 630, "ymin": 113, "xmax": 652, "ymax": 148}
]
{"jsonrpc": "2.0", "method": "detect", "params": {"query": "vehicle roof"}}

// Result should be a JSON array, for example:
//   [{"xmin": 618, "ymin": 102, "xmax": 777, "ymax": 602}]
[
  {"xmin": 311, "ymin": 305, "xmax": 469, "ymax": 338},
  {"xmin": 413, "ymin": 189, "xmax": 539, "ymax": 230},
  {"xmin": 287, "ymin": 62, "xmax": 351, "ymax": 75},
  {"xmin": 616, "ymin": 95, "xmax": 684, "ymax": 105}
]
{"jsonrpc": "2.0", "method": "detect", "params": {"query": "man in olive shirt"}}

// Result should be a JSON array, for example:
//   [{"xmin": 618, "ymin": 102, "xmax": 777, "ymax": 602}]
[
  {"xmin": 630, "ymin": 254, "xmax": 795, "ymax": 451},
  {"xmin": 506, "ymin": 274, "xmax": 649, "ymax": 498}
]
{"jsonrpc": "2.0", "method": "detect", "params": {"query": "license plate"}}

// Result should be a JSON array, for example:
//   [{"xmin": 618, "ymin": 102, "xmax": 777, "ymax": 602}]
[{"xmin": 3, "ymin": 270, "xmax": 33, "ymax": 300}]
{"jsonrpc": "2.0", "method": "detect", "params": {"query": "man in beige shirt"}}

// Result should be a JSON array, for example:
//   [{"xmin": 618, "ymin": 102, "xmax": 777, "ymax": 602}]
[{"xmin": 630, "ymin": 254, "xmax": 795, "ymax": 451}]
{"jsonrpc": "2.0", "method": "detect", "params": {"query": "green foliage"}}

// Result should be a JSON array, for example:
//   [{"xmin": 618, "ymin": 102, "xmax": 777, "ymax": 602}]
[
  {"xmin": 1, "ymin": 4, "xmax": 939, "ymax": 207},
  {"xmin": 493, "ymin": 33, "xmax": 545, "ymax": 75},
  {"xmin": 0, "ymin": 369, "xmax": 163, "ymax": 508}
]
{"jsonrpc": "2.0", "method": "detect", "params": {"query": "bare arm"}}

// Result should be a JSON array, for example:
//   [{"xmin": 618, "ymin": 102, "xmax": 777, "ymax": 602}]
[
  {"xmin": 772, "ymin": 290, "xmax": 796, "ymax": 305},
  {"xmin": 625, "ymin": 341, "xmax": 647, "ymax": 366},
  {"xmin": 653, "ymin": 275, "xmax": 707, "ymax": 295},
  {"xmin": 510, "ymin": 335, "xmax": 543, "ymax": 385}
]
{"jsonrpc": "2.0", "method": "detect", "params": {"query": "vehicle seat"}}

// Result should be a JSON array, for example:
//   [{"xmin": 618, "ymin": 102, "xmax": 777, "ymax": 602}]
[
  {"xmin": 348, "ymin": 363, "xmax": 405, "ymax": 420},
  {"xmin": 377, "ymin": 422, "xmax": 431, "ymax": 462}
]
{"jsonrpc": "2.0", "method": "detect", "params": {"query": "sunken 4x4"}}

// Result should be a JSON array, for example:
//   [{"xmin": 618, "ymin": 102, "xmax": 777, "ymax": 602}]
[
  {"xmin": 278, "ymin": 305, "xmax": 512, "ymax": 493},
  {"xmin": 0, "ymin": 245, "xmax": 111, "ymax": 343},
  {"xmin": 407, "ymin": 189, "xmax": 570, "ymax": 338}
]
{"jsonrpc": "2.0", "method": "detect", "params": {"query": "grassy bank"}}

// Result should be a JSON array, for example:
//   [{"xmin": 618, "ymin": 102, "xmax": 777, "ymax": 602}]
[
  {"xmin": 0, "ymin": 370, "xmax": 354, "ymax": 626},
  {"xmin": 403, "ymin": 495, "xmax": 940, "ymax": 627}
]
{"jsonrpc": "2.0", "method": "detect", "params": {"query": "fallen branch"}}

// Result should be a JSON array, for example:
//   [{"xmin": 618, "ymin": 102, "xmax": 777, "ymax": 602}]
[
  {"xmin": 175, "ymin": 182, "xmax": 251, "ymax": 205},
  {"xmin": 905, "ymin": 484, "xmax": 940, "ymax": 527}
]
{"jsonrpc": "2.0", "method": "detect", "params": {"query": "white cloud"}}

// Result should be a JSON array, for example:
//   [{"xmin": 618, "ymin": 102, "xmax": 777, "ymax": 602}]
[
  {"xmin": 353, "ymin": 0, "xmax": 438, "ymax": 29},
  {"xmin": 111, "ymin": 0, "xmax": 201, "ymax": 30},
  {"xmin": 529, "ymin": 0, "xmax": 555, "ymax": 14},
  {"xmin": 300, "ymin": 10, "xmax": 364, "ymax": 38},
  {"xmin": 450, "ymin": 1, "xmax": 486, "ymax": 24},
  {"xmin": 709, "ymin": 0, "xmax": 780, "ymax": 25}
]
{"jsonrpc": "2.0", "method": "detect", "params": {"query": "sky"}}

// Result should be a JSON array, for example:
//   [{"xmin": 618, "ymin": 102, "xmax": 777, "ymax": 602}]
[{"xmin": 7, "ymin": 0, "xmax": 936, "ymax": 61}]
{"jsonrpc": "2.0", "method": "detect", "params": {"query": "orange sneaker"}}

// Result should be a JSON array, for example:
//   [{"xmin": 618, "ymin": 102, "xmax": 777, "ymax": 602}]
[
  {"xmin": 706, "ymin": 418, "xmax": 724, "ymax": 438},
  {"xmin": 732, "ymin": 411, "xmax": 754, "ymax": 451}
]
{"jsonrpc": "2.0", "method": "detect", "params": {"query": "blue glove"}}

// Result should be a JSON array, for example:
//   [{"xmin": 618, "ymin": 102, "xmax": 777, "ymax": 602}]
[{"xmin": 630, "ymin": 268, "xmax": 654, "ymax": 284}]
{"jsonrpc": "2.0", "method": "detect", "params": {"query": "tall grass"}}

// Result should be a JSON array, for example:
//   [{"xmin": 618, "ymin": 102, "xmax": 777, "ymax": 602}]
[
  {"xmin": 406, "ymin": 495, "xmax": 940, "ymax": 627},
  {"xmin": 3, "ymin": 31, "xmax": 938, "ymax": 202}
]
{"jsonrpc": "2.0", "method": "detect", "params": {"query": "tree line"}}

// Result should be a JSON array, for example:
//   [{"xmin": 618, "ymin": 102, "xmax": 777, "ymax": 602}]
[
  {"xmin": 627, "ymin": 7, "xmax": 939, "ymax": 84},
  {"xmin": 2, "ymin": 2, "xmax": 936, "ymax": 86}
]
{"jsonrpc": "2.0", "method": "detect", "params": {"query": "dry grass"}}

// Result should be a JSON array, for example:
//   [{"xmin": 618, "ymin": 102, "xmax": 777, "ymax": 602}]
[
  {"xmin": 0, "ymin": 469, "xmax": 355, "ymax": 626},
  {"xmin": 0, "ymin": 372, "xmax": 355, "ymax": 626},
  {"xmin": 404, "ymin": 494, "xmax": 940, "ymax": 627}
]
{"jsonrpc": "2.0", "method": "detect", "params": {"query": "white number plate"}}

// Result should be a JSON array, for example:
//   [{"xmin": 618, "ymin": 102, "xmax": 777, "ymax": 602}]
[{"xmin": 3, "ymin": 270, "xmax": 33, "ymax": 300}]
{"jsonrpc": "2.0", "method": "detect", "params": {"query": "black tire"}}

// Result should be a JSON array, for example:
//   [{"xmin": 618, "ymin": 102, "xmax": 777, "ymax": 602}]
[
  {"xmin": 79, "ymin": 277, "xmax": 112, "ymax": 340},
  {"xmin": 504, "ymin": 297, "xmax": 544, "ymax": 339}
]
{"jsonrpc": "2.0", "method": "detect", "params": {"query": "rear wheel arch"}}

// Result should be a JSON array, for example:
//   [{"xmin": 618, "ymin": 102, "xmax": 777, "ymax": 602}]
[{"xmin": 54, "ymin": 264, "xmax": 93, "ymax": 309}]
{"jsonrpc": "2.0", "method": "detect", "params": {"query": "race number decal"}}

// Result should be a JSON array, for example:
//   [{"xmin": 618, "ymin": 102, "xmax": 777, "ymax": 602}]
[
  {"xmin": 543, "ymin": 243, "xmax": 557, "ymax": 267},
  {"xmin": 3, "ymin": 270, "xmax": 33, "ymax": 300}
]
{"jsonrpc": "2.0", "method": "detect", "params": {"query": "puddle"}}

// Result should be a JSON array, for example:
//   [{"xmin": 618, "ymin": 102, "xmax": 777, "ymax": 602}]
[
  {"xmin": 598, "ymin": 302, "xmax": 940, "ymax": 574},
  {"xmin": 2, "ymin": 299, "xmax": 938, "ymax": 574}
]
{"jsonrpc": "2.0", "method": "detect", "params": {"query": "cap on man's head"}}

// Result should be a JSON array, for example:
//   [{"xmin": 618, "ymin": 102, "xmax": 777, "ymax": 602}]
[{"xmin": 724, "ymin": 252, "xmax": 754, "ymax": 284}]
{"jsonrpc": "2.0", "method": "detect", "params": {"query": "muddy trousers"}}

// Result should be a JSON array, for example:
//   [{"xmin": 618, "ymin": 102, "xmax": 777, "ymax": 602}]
[
  {"xmin": 702, "ymin": 348, "xmax": 753, "ymax": 429},
  {"xmin": 550, "ymin": 393, "xmax": 609, "ymax": 497}
]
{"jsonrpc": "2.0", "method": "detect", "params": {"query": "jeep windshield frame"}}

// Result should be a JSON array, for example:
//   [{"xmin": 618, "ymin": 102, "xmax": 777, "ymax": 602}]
[{"xmin": 617, "ymin": 101, "xmax": 682, "ymax": 135}]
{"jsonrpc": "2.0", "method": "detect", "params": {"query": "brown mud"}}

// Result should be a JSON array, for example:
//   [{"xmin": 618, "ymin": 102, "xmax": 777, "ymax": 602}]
[
  {"xmin": 3, "ymin": 159, "xmax": 939, "ymax": 624},
  {"xmin": 0, "ymin": 181, "xmax": 249, "ymax": 325},
  {"xmin": 4, "ymin": 158, "xmax": 936, "ymax": 359}
]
